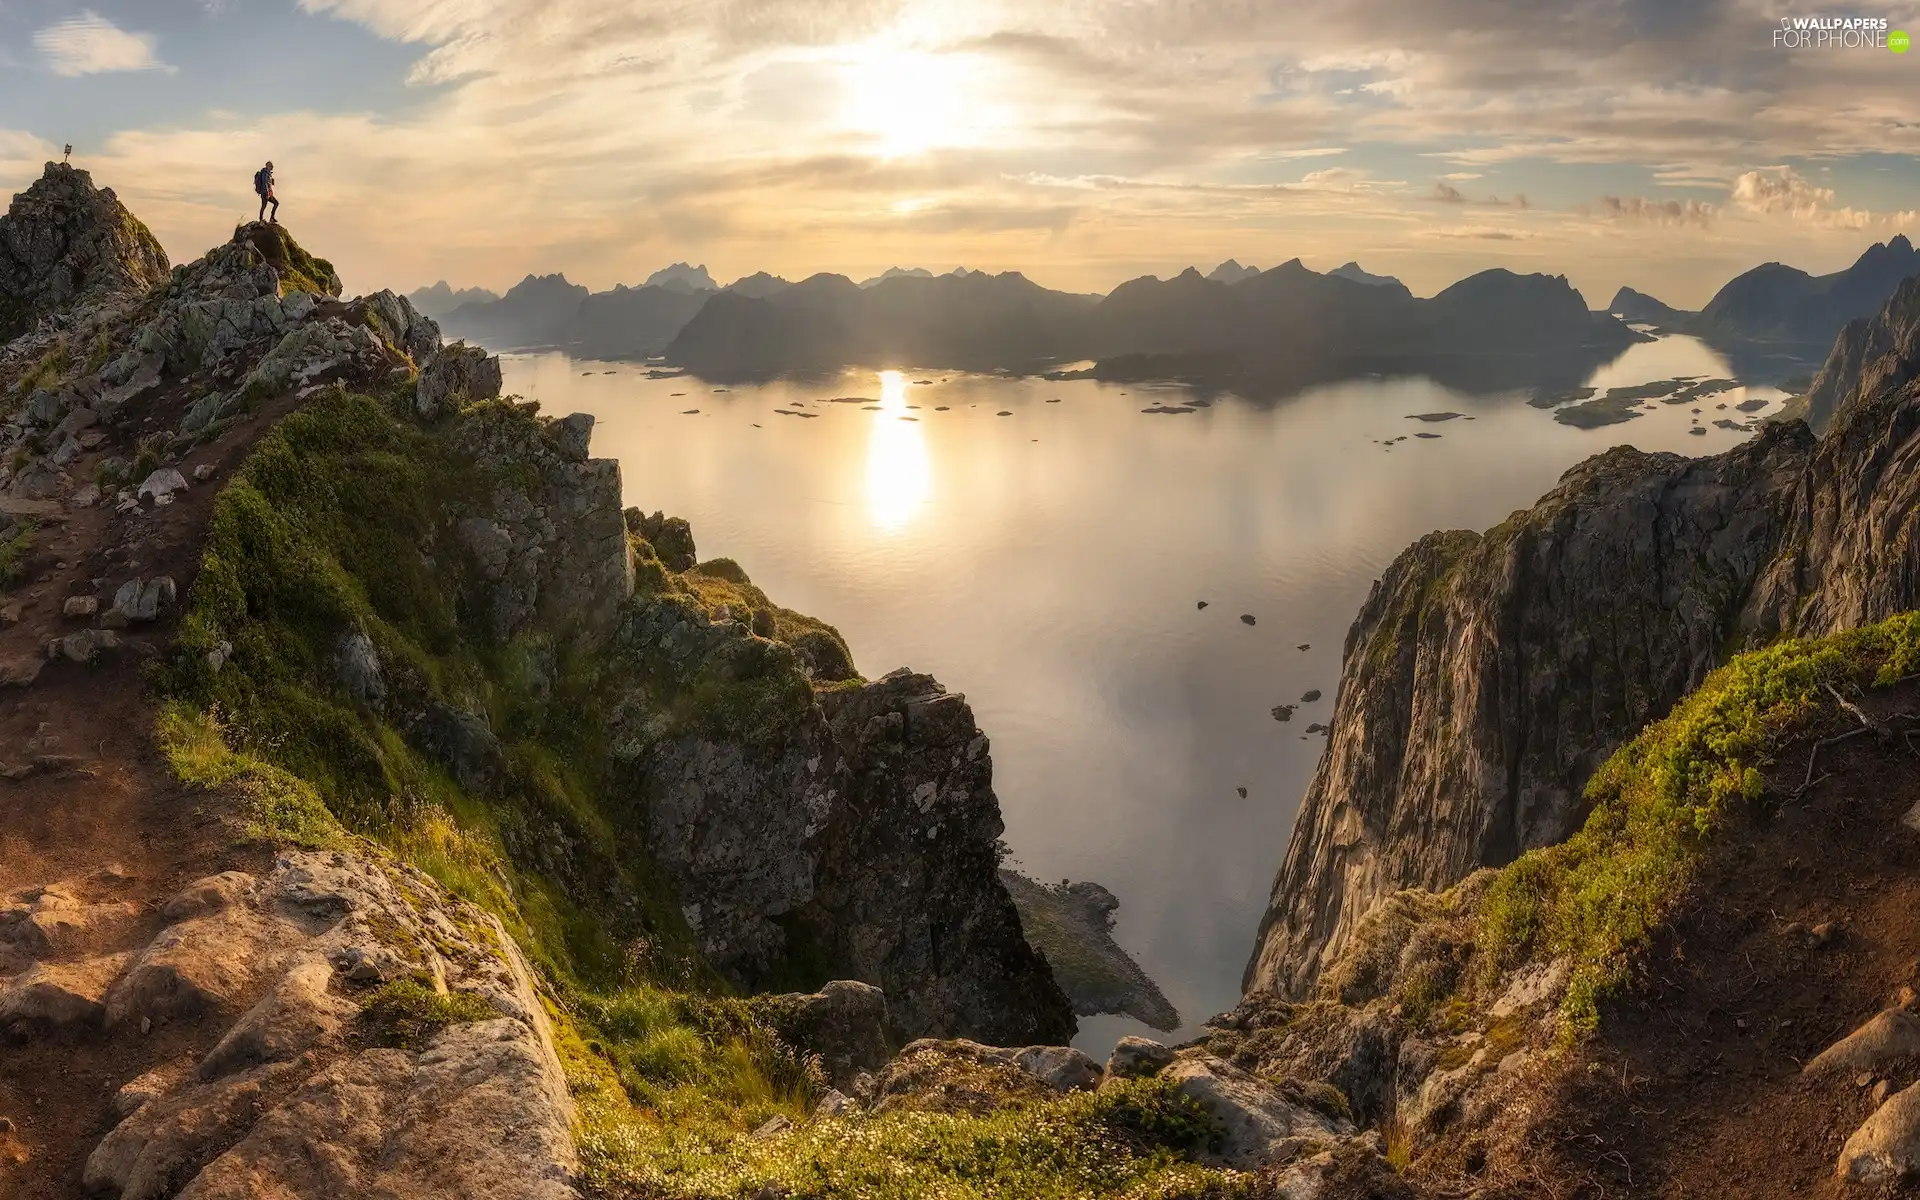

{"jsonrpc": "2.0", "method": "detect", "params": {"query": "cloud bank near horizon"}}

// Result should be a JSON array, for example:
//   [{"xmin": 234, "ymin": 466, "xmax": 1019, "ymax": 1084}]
[{"xmin": 1, "ymin": 0, "xmax": 1917, "ymax": 305}]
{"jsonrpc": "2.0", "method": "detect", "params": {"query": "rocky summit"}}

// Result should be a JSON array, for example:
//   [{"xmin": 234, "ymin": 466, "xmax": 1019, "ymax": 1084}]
[{"xmin": 0, "ymin": 164, "xmax": 169, "ymax": 343}]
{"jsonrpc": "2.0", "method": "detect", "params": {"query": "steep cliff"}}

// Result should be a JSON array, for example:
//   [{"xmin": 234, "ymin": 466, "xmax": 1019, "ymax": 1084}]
[{"xmin": 1248, "ymin": 278, "xmax": 1920, "ymax": 999}]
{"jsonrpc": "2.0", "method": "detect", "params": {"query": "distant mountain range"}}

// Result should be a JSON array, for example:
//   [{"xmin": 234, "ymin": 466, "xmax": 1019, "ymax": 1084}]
[
  {"xmin": 668, "ymin": 269, "xmax": 1098, "ymax": 378},
  {"xmin": 1610, "ymin": 236, "xmax": 1918, "ymax": 349},
  {"xmin": 666, "ymin": 257, "xmax": 1637, "ymax": 389},
  {"xmin": 407, "ymin": 238, "xmax": 1918, "ymax": 395}
]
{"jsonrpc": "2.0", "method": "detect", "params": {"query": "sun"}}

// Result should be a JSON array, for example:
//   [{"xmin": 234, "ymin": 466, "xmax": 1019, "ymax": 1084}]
[{"xmin": 839, "ymin": 45, "xmax": 983, "ymax": 157}]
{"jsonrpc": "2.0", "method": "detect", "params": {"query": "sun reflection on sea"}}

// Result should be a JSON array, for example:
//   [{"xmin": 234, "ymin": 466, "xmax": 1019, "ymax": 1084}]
[{"xmin": 865, "ymin": 369, "xmax": 932, "ymax": 532}]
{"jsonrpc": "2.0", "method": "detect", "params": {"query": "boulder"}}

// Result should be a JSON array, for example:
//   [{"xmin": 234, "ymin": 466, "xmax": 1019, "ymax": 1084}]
[
  {"xmin": 413, "ymin": 703, "xmax": 505, "ymax": 795},
  {"xmin": 1805, "ymin": 1008, "xmax": 1920, "ymax": 1078},
  {"xmin": 105, "ymin": 576, "xmax": 177, "ymax": 625},
  {"xmin": 0, "ymin": 953, "xmax": 129, "ymax": 1030},
  {"xmin": 1106, "ymin": 1035, "xmax": 1176, "ymax": 1079},
  {"xmin": 1011, "ymin": 1045, "xmax": 1103, "ymax": 1092},
  {"xmin": 1840, "ymin": 1080, "xmax": 1920, "ymax": 1184},
  {"xmin": 135, "ymin": 468, "xmax": 188, "ymax": 506},
  {"xmin": 762, "ymin": 980, "xmax": 892, "ymax": 1088},
  {"xmin": 1163, "ymin": 1054, "xmax": 1353, "ymax": 1170}
]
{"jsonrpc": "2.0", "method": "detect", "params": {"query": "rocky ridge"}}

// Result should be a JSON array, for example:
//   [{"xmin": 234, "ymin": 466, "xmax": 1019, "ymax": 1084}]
[
  {"xmin": 0, "ymin": 163, "xmax": 1110, "ymax": 1196},
  {"xmin": 1249, "ymin": 275, "xmax": 1920, "ymax": 1001},
  {"xmin": 0, "ymin": 163, "xmax": 169, "ymax": 344}
]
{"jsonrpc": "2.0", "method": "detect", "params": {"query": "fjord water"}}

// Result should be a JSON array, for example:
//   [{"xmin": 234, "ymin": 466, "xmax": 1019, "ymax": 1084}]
[{"xmin": 502, "ymin": 335, "xmax": 1781, "ymax": 1054}]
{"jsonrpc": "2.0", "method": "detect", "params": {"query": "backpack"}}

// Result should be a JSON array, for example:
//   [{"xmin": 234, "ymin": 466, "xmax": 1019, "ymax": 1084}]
[{"xmin": 254, "ymin": 167, "xmax": 271, "ymax": 196}]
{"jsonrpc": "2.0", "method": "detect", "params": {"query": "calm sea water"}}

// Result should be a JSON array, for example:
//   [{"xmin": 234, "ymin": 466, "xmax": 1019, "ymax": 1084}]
[{"xmin": 501, "ymin": 337, "xmax": 1782, "ymax": 1055}]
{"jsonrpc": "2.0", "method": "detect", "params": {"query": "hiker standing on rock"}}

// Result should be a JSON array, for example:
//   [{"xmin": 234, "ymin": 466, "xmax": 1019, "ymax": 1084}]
[{"xmin": 254, "ymin": 161, "xmax": 278, "ymax": 223}]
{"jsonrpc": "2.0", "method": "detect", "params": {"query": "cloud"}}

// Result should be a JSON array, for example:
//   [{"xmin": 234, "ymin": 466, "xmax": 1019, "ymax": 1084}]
[
  {"xmin": 1729, "ymin": 166, "xmax": 1835, "ymax": 219},
  {"xmin": 1582, "ymin": 195, "xmax": 1715, "ymax": 225},
  {"xmin": 34, "ymin": 12, "xmax": 171, "ymax": 77},
  {"xmin": 1727, "ymin": 165, "xmax": 1917, "ymax": 230},
  {"xmin": 1426, "ymin": 182, "xmax": 1527, "ymax": 208}
]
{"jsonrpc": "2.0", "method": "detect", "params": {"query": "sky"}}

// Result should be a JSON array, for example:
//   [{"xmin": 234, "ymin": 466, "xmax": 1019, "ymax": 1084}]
[{"xmin": 1, "ymin": 0, "xmax": 1918, "ymax": 305}]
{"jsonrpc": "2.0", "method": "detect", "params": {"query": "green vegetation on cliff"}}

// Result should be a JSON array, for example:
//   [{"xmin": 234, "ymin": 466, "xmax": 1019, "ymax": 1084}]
[
  {"xmin": 1477, "ymin": 611, "xmax": 1920, "ymax": 1032},
  {"xmin": 153, "ymin": 376, "xmax": 1244, "ymax": 1198}
]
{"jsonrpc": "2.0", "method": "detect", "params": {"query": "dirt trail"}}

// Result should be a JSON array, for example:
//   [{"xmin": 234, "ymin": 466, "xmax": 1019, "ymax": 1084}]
[
  {"xmin": 1509, "ymin": 681, "xmax": 1920, "ymax": 1199},
  {"xmin": 0, "ymin": 392, "xmax": 294, "ymax": 1195}
]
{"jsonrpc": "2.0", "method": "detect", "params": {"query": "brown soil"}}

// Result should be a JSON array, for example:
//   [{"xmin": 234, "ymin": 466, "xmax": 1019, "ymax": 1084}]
[
  {"xmin": 0, "ymin": 386, "xmax": 298, "ymax": 1196},
  {"xmin": 1494, "ymin": 680, "xmax": 1920, "ymax": 1199}
]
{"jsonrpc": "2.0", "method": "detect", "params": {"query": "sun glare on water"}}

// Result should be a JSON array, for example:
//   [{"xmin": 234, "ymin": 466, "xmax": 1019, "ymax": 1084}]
[{"xmin": 865, "ymin": 370, "xmax": 932, "ymax": 531}]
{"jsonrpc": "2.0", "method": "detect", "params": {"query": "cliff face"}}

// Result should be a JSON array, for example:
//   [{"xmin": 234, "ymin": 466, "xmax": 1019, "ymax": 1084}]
[
  {"xmin": 1248, "ymin": 278, "xmax": 1920, "ymax": 999},
  {"xmin": 1245, "ymin": 431, "xmax": 1813, "ymax": 995}
]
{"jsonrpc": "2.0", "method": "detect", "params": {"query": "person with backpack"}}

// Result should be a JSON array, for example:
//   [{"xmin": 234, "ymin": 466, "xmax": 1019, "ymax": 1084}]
[{"xmin": 254, "ymin": 161, "xmax": 278, "ymax": 223}]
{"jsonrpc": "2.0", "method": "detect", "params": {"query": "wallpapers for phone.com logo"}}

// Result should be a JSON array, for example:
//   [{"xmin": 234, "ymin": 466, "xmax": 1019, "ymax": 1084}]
[{"xmin": 1772, "ymin": 15, "xmax": 1909, "ymax": 50}]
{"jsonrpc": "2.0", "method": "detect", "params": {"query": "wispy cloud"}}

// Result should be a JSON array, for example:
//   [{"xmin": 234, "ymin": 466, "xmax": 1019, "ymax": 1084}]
[{"xmin": 34, "ymin": 12, "xmax": 171, "ymax": 77}]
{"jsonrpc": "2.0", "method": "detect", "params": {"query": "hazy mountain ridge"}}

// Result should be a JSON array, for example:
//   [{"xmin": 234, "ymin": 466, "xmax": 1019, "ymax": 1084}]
[{"xmin": 1613, "ymin": 235, "xmax": 1919, "ymax": 350}]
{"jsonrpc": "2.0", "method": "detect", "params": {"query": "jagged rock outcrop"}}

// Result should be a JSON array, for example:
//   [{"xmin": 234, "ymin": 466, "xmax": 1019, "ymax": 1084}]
[
  {"xmin": 280, "ymin": 388, "xmax": 1071, "ymax": 1045},
  {"xmin": 609, "ymin": 640, "xmax": 1075, "ymax": 1044},
  {"xmin": 1795, "ymin": 275, "xmax": 1920, "ymax": 434},
  {"xmin": 4, "ymin": 851, "xmax": 577, "ymax": 1200},
  {"xmin": 447, "ymin": 406, "xmax": 633, "ymax": 647},
  {"xmin": 0, "ymin": 163, "xmax": 169, "ymax": 341}
]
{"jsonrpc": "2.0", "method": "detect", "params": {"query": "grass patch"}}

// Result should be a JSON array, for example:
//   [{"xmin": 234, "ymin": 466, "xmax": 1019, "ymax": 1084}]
[
  {"xmin": 575, "ymin": 1075, "xmax": 1244, "ymax": 1200},
  {"xmin": 1471, "ymin": 611, "xmax": 1920, "ymax": 1034},
  {"xmin": 0, "ymin": 519, "xmax": 34, "ymax": 588},
  {"xmin": 14, "ymin": 339, "xmax": 70, "ymax": 396},
  {"xmin": 362, "ymin": 977, "xmax": 499, "ymax": 1049},
  {"xmin": 155, "ymin": 701, "xmax": 344, "ymax": 848}
]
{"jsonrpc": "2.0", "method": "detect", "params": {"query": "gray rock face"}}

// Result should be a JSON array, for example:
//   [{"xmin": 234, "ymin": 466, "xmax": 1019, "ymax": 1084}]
[
  {"xmin": 1247, "ymin": 279, "xmax": 1920, "ymax": 1000},
  {"xmin": 0, "ymin": 163, "xmax": 170, "ymax": 341},
  {"xmin": 417, "ymin": 342, "xmax": 503, "ymax": 419},
  {"xmin": 334, "ymin": 631, "xmax": 386, "ymax": 711},
  {"xmin": 807, "ymin": 670, "xmax": 1075, "ymax": 1044},
  {"xmin": 616, "ymin": 649, "xmax": 1073, "ymax": 1043},
  {"xmin": 449, "ymin": 405, "xmax": 633, "ymax": 647},
  {"xmin": 413, "ymin": 703, "xmax": 505, "ymax": 795}
]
